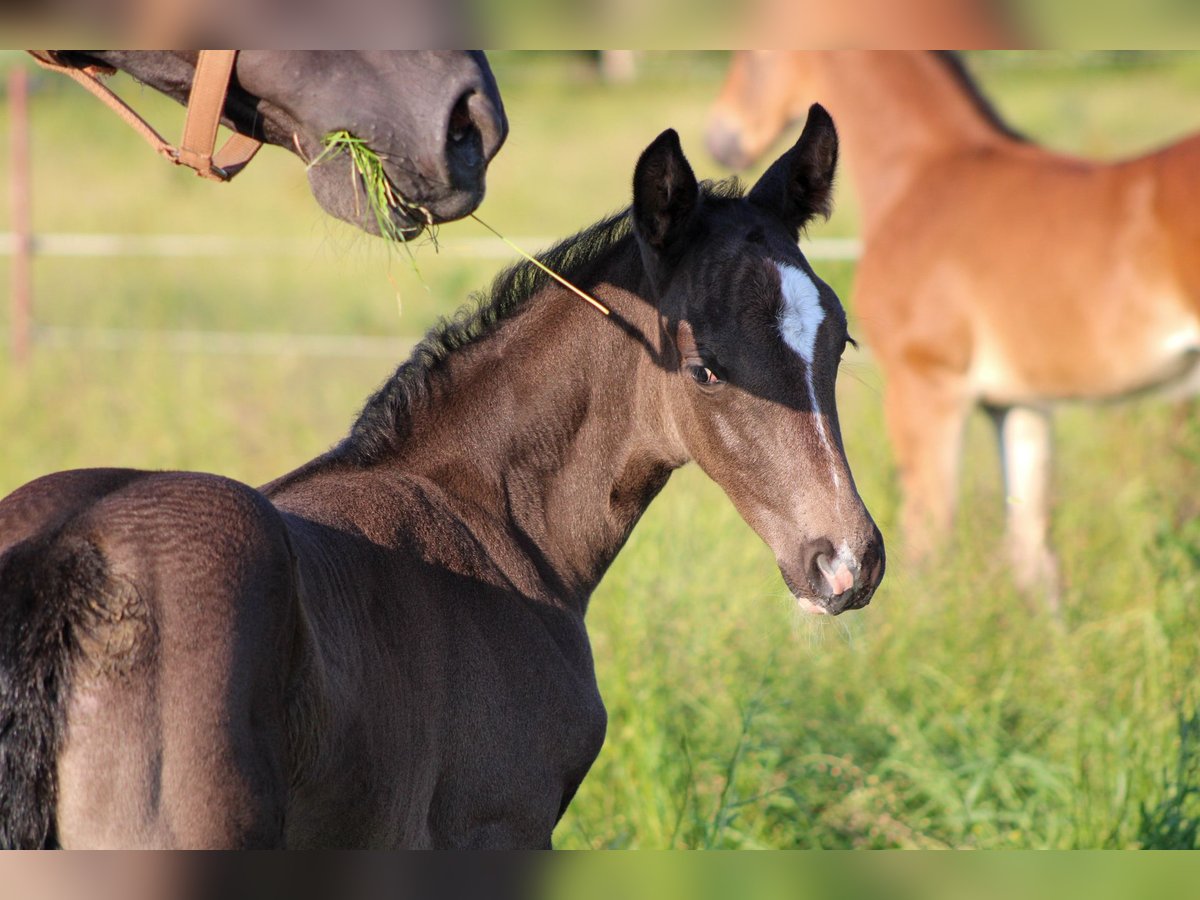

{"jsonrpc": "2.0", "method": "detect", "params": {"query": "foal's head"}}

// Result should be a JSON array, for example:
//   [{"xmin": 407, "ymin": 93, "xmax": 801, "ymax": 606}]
[{"xmin": 633, "ymin": 104, "xmax": 883, "ymax": 615}]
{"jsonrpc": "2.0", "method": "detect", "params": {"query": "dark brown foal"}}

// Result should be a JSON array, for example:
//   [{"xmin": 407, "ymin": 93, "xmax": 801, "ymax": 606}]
[{"xmin": 0, "ymin": 107, "xmax": 882, "ymax": 848}]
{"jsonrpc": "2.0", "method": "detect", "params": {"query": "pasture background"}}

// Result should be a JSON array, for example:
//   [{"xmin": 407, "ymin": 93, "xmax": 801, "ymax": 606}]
[{"xmin": 2, "ymin": 51, "xmax": 1200, "ymax": 848}]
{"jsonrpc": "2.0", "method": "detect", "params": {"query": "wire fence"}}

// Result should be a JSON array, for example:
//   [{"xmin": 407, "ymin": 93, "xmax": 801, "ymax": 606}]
[
  {"xmin": 0, "ymin": 231, "xmax": 862, "ymax": 261},
  {"xmin": 0, "ymin": 231, "xmax": 862, "ymax": 358},
  {"xmin": 27, "ymin": 324, "xmax": 417, "ymax": 357}
]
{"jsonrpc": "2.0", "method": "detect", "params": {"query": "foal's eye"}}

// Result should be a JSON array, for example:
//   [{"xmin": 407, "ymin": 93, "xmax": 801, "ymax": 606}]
[{"xmin": 690, "ymin": 365, "xmax": 720, "ymax": 386}]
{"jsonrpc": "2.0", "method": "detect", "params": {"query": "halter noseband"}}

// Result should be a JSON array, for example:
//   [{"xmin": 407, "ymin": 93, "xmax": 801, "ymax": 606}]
[{"xmin": 27, "ymin": 50, "xmax": 263, "ymax": 183}]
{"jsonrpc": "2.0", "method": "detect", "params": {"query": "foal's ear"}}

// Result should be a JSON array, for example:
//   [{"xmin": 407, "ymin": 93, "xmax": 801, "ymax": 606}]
[
  {"xmin": 748, "ymin": 103, "xmax": 838, "ymax": 237},
  {"xmin": 632, "ymin": 129, "xmax": 699, "ymax": 257}
]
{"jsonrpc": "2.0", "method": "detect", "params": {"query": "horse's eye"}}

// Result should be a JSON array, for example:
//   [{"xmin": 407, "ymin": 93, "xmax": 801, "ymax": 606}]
[{"xmin": 691, "ymin": 365, "xmax": 720, "ymax": 386}]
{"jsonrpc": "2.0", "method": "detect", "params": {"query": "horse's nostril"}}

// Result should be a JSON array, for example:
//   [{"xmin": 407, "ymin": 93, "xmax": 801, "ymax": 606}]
[{"xmin": 448, "ymin": 92, "xmax": 475, "ymax": 145}]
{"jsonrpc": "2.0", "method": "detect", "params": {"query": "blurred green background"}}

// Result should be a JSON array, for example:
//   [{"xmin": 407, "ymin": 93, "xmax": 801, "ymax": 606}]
[
  {"xmin": 471, "ymin": 4, "xmax": 1200, "ymax": 51},
  {"xmin": 2, "ymin": 51, "xmax": 1200, "ymax": 848}
]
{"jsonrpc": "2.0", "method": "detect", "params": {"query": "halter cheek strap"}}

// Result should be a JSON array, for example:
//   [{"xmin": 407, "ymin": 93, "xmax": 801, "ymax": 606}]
[{"xmin": 27, "ymin": 50, "xmax": 263, "ymax": 182}]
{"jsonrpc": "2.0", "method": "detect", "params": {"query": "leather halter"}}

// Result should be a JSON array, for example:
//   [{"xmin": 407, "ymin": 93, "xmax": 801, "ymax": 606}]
[{"xmin": 27, "ymin": 50, "xmax": 263, "ymax": 182}]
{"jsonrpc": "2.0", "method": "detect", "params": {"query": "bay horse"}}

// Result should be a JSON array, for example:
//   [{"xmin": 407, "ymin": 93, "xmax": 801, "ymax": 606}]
[
  {"xmin": 33, "ymin": 51, "xmax": 508, "ymax": 237},
  {"xmin": 707, "ymin": 51, "xmax": 1200, "ymax": 609},
  {"xmin": 0, "ymin": 106, "xmax": 883, "ymax": 848}
]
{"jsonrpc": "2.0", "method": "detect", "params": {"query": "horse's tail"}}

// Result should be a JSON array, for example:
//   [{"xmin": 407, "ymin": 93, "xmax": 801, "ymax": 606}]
[{"xmin": 0, "ymin": 532, "xmax": 105, "ymax": 849}]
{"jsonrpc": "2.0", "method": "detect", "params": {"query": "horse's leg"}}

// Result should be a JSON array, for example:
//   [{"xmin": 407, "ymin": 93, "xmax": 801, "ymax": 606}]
[
  {"xmin": 991, "ymin": 404, "xmax": 1061, "ymax": 613},
  {"xmin": 885, "ymin": 370, "xmax": 969, "ymax": 565}
]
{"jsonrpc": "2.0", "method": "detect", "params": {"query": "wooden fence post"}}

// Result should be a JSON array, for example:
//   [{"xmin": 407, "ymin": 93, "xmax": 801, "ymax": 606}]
[{"xmin": 9, "ymin": 63, "xmax": 32, "ymax": 366}]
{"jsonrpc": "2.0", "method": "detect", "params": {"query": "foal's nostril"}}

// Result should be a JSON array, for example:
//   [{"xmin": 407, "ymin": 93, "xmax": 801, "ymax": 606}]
[
  {"xmin": 816, "ymin": 553, "xmax": 856, "ymax": 597},
  {"xmin": 796, "ymin": 537, "xmax": 876, "ymax": 614},
  {"xmin": 802, "ymin": 537, "xmax": 835, "ymax": 597},
  {"xmin": 868, "ymin": 554, "xmax": 885, "ymax": 588}
]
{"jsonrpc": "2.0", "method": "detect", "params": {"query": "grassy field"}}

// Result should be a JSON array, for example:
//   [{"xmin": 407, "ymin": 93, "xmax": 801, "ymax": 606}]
[{"xmin": 2, "ymin": 51, "xmax": 1200, "ymax": 848}]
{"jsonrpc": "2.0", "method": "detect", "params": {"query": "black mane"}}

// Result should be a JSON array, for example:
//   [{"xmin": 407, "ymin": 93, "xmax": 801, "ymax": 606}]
[
  {"xmin": 336, "ymin": 179, "xmax": 746, "ymax": 465},
  {"xmin": 931, "ymin": 51, "xmax": 1027, "ymax": 144}
]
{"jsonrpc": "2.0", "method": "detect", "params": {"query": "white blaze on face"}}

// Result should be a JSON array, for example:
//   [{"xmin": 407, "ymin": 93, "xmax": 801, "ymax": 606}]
[
  {"xmin": 777, "ymin": 263, "xmax": 824, "ymax": 365},
  {"xmin": 775, "ymin": 261, "xmax": 841, "ymax": 492}
]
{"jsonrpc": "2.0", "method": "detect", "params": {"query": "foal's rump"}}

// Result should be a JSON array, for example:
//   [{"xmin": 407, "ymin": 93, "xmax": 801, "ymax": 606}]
[{"xmin": 0, "ymin": 469, "xmax": 299, "ymax": 848}]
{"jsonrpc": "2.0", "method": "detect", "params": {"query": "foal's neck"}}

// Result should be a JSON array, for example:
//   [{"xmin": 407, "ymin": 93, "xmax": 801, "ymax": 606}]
[
  {"xmin": 385, "ymin": 244, "xmax": 679, "ymax": 614},
  {"xmin": 815, "ymin": 51, "xmax": 1018, "ymax": 234}
]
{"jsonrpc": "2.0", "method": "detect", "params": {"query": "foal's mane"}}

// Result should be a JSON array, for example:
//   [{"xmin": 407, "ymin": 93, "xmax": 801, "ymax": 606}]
[
  {"xmin": 930, "ymin": 51, "xmax": 1027, "ymax": 144},
  {"xmin": 337, "ymin": 179, "xmax": 745, "ymax": 465}
]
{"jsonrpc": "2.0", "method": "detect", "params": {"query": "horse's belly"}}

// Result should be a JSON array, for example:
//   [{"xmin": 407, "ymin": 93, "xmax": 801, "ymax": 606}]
[
  {"xmin": 1137, "ymin": 344, "xmax": 1200, "ymax": 402},
  {"xmin": 972, "ymin": 317, "xmax": 1200, "ymax": 405}
]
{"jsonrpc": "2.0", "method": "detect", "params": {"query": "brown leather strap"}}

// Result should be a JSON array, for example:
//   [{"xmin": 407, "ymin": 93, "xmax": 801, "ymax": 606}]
[
  {"xmin": 178, "ymin": 50, "xmax": 262, "ymax": 180},
  {"xmin": 28, "ymin": 51, "xmax": 177, "ymax": 162},
  {"xmin": 209, "ymin": 132, "xmax": 263, "ymax": 179},
  {"xmin": 27, "ymin": 50, "xmax": 263, "ymax": 182}
]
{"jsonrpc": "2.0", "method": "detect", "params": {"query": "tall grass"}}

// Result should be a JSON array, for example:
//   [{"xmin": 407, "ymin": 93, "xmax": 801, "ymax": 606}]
[{"xmin": 4, "ymin": 53, "xmax": 1200, "ymax": 848}]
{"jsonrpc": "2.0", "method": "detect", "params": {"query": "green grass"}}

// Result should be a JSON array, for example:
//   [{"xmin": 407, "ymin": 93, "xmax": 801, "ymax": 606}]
[
  {"xmin": 313, "ymin": 129, "xmax": 434, "ymax": 244},
  {"xmin": 3, "ymin": 52, "xmax": 1200, "ymax": 848}
]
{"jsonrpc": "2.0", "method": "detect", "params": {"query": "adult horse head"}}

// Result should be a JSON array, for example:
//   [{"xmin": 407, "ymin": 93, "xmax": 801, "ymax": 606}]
[
  {"xmin": 706, "ymin": 51, "xmax": 814, "ymax": 172},
  {"xmin": 45, "ymin": 51, "xmax": 508, "ymax": 237}
]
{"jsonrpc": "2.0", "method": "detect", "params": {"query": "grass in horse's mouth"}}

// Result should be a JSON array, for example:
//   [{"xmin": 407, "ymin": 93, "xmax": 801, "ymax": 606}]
[
  {"xmin": 313, "ymin": 131, "xmax": 611, "ymax": 316},
  {"xmin": 312, "ymin": 130, "xmax": 438, "ymax": 248}
]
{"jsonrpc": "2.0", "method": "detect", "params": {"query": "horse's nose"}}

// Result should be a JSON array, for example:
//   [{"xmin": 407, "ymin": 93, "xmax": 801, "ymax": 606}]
[
  {"xmin": 442, "ymin": 55, "xmax": 508, "ymax": 190},
  {"xmin": 446, "ymin": 88, "xmax": 507, "ymax": 168},
  {"xmin": 800, "ymin": 529, "xmax": 885, "ymax": 615},
  {"xmin": 426, "ymin": 79, "xmax": 506, "ymax": 221},
  {"xmin": 801, "ymin": 537, "xmax": 857, "ymax": 606},
  {"xmin": 705, "ymin": 119, "xmax": 751, "ymax": 170},
  {"xmin": 468, "ymin": 88, "xmax": 508, "ymax": 165}
]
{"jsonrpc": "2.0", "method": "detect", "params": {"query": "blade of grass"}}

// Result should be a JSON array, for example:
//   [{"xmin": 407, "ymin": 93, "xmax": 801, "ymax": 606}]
[
  {"xmin": 470, "ymin": 214, "xmax": 611, "ymax": 316},
  {"xmin": 312, "ymin": 130, "xmax": 439, "ymax": 302},
  {"xmin": 311, "ymin": 131, "xmax": 431, "ymax": 243}
]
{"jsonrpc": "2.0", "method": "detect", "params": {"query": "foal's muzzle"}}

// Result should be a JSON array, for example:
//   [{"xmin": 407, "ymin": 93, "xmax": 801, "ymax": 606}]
[{"xmin": 786, "ymin": 528, "xmax": 886, "ymax": 615}]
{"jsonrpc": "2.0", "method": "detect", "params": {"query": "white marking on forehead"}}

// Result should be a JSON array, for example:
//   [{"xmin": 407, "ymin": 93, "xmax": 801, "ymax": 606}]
[
  {"xmin": 774, "ymin": 262, "xmax": 843, "ymax": 499},
  {"xmin": 776, "ymin": 262, "xmax": 825, "ymax": 364}
]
